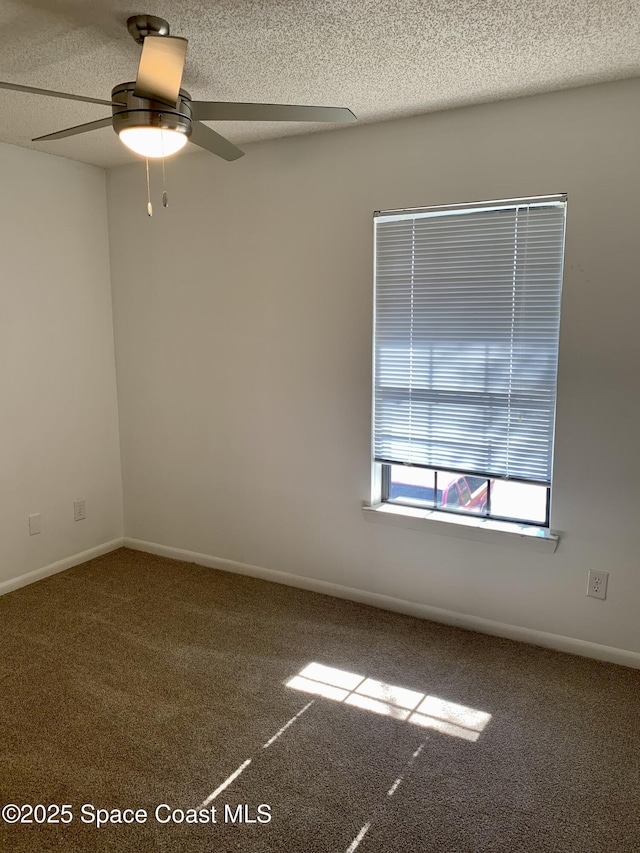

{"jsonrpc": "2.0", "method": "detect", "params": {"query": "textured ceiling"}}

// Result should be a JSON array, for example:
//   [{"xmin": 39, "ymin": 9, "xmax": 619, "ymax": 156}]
[{"xmin": 0, "ymin": 0, "xmax": 639, "ymax": 168}]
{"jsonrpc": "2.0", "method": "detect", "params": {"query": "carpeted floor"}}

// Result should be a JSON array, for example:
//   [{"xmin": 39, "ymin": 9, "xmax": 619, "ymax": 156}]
[{"xmin": 0, "ymin": 547, "xmax": 638, "ymax": 852}]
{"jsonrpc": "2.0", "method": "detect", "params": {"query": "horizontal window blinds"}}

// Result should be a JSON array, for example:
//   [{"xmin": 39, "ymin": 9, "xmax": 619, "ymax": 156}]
[{"xmin": 373, "ymin": 197, "xmax": 566, "ymax": 484}]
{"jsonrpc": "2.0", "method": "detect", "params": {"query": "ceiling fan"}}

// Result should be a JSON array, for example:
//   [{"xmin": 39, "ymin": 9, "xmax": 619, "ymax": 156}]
[{"xmin": 0, "ymin": 13, "xmax": 357, "ymax": 162}]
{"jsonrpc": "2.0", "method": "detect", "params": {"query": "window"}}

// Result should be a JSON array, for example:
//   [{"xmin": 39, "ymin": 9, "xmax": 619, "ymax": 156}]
[{"xmin": 372, "ymin": 195, "xmax": 567, "ymax": 528}]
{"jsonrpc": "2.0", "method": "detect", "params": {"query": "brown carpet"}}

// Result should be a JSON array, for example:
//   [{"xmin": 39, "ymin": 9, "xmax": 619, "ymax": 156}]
[{"xmin": 0, "ymin": 547, "xmax": 638, "ymax": 852}]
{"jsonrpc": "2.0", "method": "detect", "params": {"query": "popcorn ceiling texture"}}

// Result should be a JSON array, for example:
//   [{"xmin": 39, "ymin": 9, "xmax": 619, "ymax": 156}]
[{"xmin": 0, "ymin": 0, "xmax": 639, "ymax": 167}]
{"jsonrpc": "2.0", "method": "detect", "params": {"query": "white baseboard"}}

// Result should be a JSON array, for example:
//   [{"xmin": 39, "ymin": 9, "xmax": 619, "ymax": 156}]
[
  {"xmin": 0, "ymin": 538, "xmax": 124, "ymax": 596},
  {"xmin": 124, "ymin": 537, "xmax": 640, "ymax": 670}
]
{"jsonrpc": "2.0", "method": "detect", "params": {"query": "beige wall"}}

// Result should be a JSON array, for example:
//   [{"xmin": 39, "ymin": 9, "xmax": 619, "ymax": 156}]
[
  {"xmin": 0, "ymin": 142, "xmax": 123, "ymax": 586},
  {"xmin": 106, "ymin": 77, "xmax": 640, "ymax": 654}
]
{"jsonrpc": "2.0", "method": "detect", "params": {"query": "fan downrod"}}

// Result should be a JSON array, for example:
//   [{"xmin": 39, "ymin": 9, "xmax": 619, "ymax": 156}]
[{"xmin": 126, "ymin": 14, "xmax": 170, "ymax": 44}]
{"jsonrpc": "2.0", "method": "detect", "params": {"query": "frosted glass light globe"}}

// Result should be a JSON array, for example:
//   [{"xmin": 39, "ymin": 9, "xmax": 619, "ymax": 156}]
[{"xmin": 119, "ymin": 126, "xmax": 188, "ymax": 158}]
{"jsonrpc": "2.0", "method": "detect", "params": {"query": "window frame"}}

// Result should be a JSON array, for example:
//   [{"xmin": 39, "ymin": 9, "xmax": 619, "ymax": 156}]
[
  {"xmin": 379, "ymin": 463, "xmax": 551, "ymax": 527},
  {"xmin": 371, "ymin": 194, "xmax": 566, "ymax": 531}
]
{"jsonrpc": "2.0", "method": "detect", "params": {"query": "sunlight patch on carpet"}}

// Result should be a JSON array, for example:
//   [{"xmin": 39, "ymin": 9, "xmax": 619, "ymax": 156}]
[
  {"xmin": 286, "ymin": 663, "xmax": 491, "ymax": 742},
  {"xmin": 345, "ymin": 821, "xmax": 371, "ymax": 852},
  {"xmin": 199, "ymin": 758, "xmax": 252, "ymax": 807},
  {"xmin": 198, "ymin": 700, "xmax": 315, "ymax": 809}
]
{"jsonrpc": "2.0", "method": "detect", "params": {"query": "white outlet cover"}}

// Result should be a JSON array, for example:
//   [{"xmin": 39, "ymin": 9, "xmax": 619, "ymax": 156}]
[
  {"xmin": 28, "ymin": 513, "xmax": 41, "ymax": 535},
  {"xmin": 587, "ymin": 569, "xmax": 609, "ymax": 600}
]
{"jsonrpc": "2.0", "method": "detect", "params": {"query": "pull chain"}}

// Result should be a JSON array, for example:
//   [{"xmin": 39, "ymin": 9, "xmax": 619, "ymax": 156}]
[
  {"xmin": 161, "ymin": 130, "xmax": 168, "ymax": 207},
  {"xmin": 145, "ymin": 157, "xmax": 153, "ymax": 217}
]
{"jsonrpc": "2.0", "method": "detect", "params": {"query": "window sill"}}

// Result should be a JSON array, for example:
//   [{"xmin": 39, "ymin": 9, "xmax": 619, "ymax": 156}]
[{"xmin": 362, "ymin": 503, "xmax": 559, "ymax": 553}]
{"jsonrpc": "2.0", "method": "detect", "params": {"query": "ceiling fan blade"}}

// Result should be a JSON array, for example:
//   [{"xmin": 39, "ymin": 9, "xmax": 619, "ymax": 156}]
[
  {"xmin": 190, "ymin": 122, "xmax": 245, "ymax": 161},
  {"xmin": 134, "ymin": 35, "xmax": 188, "ymax": 107},
  {"xmin": 0, "ymin": 80, "xmax": 113, "ymax": 107},
  {"xmin": 191, "ymin": 102, "xmax": 357, "ymax": 123},
  {"xmin": 32, "ymin": 117, "xmax": 112, "ymax": 142}
]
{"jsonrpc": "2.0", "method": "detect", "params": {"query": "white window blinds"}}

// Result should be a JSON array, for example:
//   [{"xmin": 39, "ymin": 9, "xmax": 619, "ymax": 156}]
[{"xmin": 373, "ymin": 196, "xmax": 567, "ymax": 484}]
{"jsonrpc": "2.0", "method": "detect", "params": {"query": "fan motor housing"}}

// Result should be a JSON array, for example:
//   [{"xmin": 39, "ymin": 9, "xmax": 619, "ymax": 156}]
[{"xmin": 111, "ymin": 83, "xmax": 192, "ymax": 140}]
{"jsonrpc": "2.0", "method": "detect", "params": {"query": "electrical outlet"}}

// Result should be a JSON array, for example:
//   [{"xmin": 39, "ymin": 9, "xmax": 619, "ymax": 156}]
[
  {"xmin": 587, "ymin": 569, "xmax": 608, "ymax": 600},
  {"xmin": 73, "ymin": 499, "xmax": 86, "ymax": 522},
  {"xmin": 28, "ymin": 513, "xmax": 41, "ymax": 536}
]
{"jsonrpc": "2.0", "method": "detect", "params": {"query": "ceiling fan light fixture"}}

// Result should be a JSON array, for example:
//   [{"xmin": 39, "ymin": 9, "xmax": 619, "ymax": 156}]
[
  {"xmin": 2, "ymin": 15, "xmax": 355, "ymax": 168},
  {"xmin": 118, "ymin": 125, "xmax": 188, "ymax": 158},
  {"xmin": 111, "ymin": 83, "xmax": 193, "ymax": 159}
]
